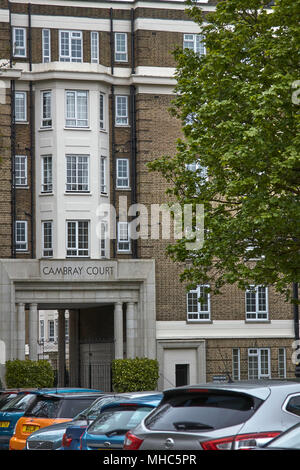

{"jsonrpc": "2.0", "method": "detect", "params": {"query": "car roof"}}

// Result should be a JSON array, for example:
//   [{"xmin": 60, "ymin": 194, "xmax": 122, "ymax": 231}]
[
  {"xmin": 35, "ymin": 392, "xmax": 103, "ymax": 399},
  {"xmin": 163, "ymin": 380, "xmax": 300, "ymax": 400},
  {"xmin": 101, "ymin": 393, "xmax": 163, "ymax": 411}
]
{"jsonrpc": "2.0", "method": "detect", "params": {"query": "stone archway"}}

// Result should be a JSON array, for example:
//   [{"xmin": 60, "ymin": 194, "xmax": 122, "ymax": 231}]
[{"xmin": 0, "ymin": 259, "xmax": 156, "ymax": 387}]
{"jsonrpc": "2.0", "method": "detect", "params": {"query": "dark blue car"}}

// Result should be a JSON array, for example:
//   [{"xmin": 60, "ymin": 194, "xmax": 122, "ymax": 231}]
[
  {"xmin": 79, "ymin": 394, "xmax": 162, "ymax": 450},
  {"xmin": 61, "ymin": 391, "xmax": 161, "ymax": 451},
  {"xmin": 0, "ymin": 387, "xmax": 101, "ymax": 450}
]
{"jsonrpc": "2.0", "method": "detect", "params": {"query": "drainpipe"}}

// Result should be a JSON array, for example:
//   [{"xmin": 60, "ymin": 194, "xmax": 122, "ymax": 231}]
[
  {"xmin": 130, "ymin": 9, "xmax": 137, "ymax": 258},
  {"xmin": 9, "ymin": 1, "xmax": 16, "ymax": 258},
  {"xmin": 28, "ymin": 3, "xmax": 35, "ymax": 258},
  {"xmin": 293, "ymin": 282, "xmax": 300, "ymax": 377}
]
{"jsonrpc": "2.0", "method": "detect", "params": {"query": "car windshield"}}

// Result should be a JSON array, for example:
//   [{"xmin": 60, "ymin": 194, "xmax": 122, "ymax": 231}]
[
  {"xmin": 87, "ymin": 406, "xmax": 153, "ymax": 436},
  {"xmin": 0, "ymin": 393, "xmax": 36, "ymax": 412},
  {"xmin": 59, "ymin": 398, "xmax": 100, "ymax": 419},
  {"xmin": 75, "ymin": 396, "xmax": 125, "ymax": 420},
  {"xmin": 144, "ymin": 391, "xmax": 262, "ymax": 431},
  {"xmin": 267, "ymin": 426, "xmax": 300, "ymax": 450}
]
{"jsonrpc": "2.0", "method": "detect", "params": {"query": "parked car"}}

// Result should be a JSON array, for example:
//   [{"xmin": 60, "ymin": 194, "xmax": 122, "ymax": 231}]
[
  {"xmin": 123, "ymin": 380, "xmax": 300, "ymax": 450},
  {"xmin": 9, "ymin": 389, "xmax": 102, "ymax": 450},
  {"xmin": 80, "ymin": 393, "xmax": 163, "ymax": 450},
  {"xmin": 257, "ymin": 422, "xmax": 300, "ymax": 450},
  {"xmin": 26, "ymin": 393, "xmax": 120, "ymax": 450},
  {"xmin": 0, "ymin": 389, "xmax": 43, "ymax": 450},
  {"xmin": 61, "ymin": 391, "xmax": 160, "ymax": 451}
]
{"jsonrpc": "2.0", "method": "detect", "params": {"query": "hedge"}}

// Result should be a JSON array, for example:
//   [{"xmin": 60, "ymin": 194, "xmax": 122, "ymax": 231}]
[
  {"xmin": 5, "ymin": 359, "xmax": 54, "ymax": 388},
  {"xmin": 112, "ymin": 357, "xmax": 159, "ymax": 393}
]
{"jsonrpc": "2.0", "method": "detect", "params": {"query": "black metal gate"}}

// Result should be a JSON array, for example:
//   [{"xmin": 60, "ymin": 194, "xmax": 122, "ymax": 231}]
[{"xmin": 80, "ymin": 340, "xmax": 114, "ymax": 391}]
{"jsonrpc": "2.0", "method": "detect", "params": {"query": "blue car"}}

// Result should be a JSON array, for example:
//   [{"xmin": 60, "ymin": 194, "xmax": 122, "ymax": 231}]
[
  {"xmin": 0, "ymin": 387, "xmax": 101, "ymax": 450},
  {"xmin": 61, "ymin": 391, "xmax": 162, "ymax": 451},
  {"xmin": 79, "ymin": 394, "xmax": 162, "ymax": 450}
]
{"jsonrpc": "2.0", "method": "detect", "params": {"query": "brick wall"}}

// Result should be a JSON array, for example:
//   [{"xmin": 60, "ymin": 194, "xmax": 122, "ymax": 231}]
[
  {"xmin": 0, "ymin": 90, "xmax": 12, "ymax": 258},
  {"xmin": 206, "ymin": 338, "xmax": 295, "ymax": 381}
]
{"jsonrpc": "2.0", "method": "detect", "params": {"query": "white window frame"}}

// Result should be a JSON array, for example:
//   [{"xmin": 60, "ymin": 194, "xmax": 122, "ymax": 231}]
[
  {"xmin": 278, "ymin": 348, "xmax": 286, "ymax": 379},
  {"xmin": 41, "ymin": 155, "xmax": 53, "ymax": 193},
  {"xmin": 42, "ymin": 29, "xmax": 51, "ymax": 63},
  {"xmin": 42, "ymin": 220, "xmax": 53, "ymax": 258},
  {"xmin": 91, "ymin": 31, "xmax": 99, "ymax": 63},
  {"xmin": 183, "ymin": 33, "xmax": 206, "ymax": 55},
  {"xmin": 100, "ymin": 156, "xmax": 107, "ymax": 194},
  {"xmin": 245, "ymin": 285, "xmax": 268, "ymax": 321},
  {"xmin": 232, "ymin": 348, "xmax": 241, "ymax": 381},
  {"xmin": 114, "ymin": 32, "xmax": 128, "ymax": 62},
  {"xmin": 15, "ymin": 91, "xmax": 27, "ymax": 122},
  {"xmin": 13, "ymin": 27, "xmax": 26, "ymax": 57},
  {"xmin": 66, "ymin": 154, "xmax": 90, "ymax": 192},
  {"xmin": 248, "ymin": 348, "xmax": 271, "ymax": 379},
  {"xmin": 15, "ymin": 155, "xmax": 27, "ymax": 186},
  {"xmin": 59, "ymin": 30, "xmax": 83, "ymax": 62},
  {"xmin": 100, "ymin": 92, "xmax": 106, "ymax": 130},
  {"xmin": 100, "ymin": 221, "xmax": 107, "ymax": 258},
  {"xmin": 48, "ymin": 319, "xmax": 55, "ymax": 342},
  {"xmin": 115, "ymin": 95, "xmax": 128, "ymax": 126},
  {"xmin": 116, "ymin": 158, "xmax": 129, "ymax": 189},
  {"xmin": 66, "ymin": 220, "xmax": 89, "ymax": 257},
  {"xmin": 41, "ymin": 90, "xmax": 52, "ymax": 128},
  {"xmin": 65, "ymin": 90, "xmax": 89, "ymax": 128},
  {"xmin": 117, "ymin": 221, "xmax": 131, "ymax": 252},
  {"xmin": 187, "ymin": 285, "xmax": 210, "ymax": 321},
  {"xmin": 15, "ymin": 220, "xmax": 28, "ymax": 251}
]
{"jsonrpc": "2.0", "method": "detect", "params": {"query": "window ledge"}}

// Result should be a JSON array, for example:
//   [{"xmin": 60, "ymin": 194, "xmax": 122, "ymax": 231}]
[
  {"xmin": 186, "ymin": 320, "xmax": 212, "ymax": 324},
  {"xmin": 64, "ymin": 192, "xmax": 92, "ymax": 196},
  {"xmin": 245, "ymin": 320, "xmax": 270, "ymax": 324},
  {"xmin": 64, "ymin": 127, "xmax": 91, "ymax": 131},
  {"xmin": 16, "ymin": 186, "xmax": 29, "ymax": 190},
  {"xmin": 39, "ymin": 127, "xmax": 53, "ymax": 132}
]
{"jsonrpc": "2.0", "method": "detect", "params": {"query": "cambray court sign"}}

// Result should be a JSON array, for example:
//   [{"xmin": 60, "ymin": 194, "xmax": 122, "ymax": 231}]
[
  {"xmin": 96, "ymin": 196, "xmax": 205, "ymax": 250},
  {"xmin": 40, "ymin": 260, "xmax": 116, "ymax": 280}
]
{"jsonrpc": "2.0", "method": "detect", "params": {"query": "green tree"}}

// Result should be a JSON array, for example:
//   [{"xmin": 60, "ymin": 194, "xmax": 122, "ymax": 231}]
[{"xmin": 149, "ymin": 0, "xmax": 300, "ymax": 300}]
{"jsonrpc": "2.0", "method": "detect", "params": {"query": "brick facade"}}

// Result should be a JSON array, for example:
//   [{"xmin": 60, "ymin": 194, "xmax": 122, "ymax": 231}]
[{"xmin": 0, "ymin": 0, "xmax": 296, "ymax": 384}]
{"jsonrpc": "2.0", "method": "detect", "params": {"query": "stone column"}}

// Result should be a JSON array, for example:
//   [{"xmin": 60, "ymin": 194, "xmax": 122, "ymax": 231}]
[
  {"xmin": 58, "ymin": 309, "xmax": 66, "ymax": 387},
  {"xmin": 28, "ymin": 303, "xmax": 38, "ymax": 361},
  {"xmin": 114, "ymin": 302, "xmax": 123, "ymax": 359},
  {"xmin": 126, "ymin": 302, "xmax": 136, "ymax": 359},
  {"xmin": 69, "ymin": 309, "xmax": 79, "ymax": 387},
  {"xmin": 17, "ymin": 303, "xmax": 26, "ymax": 360}
]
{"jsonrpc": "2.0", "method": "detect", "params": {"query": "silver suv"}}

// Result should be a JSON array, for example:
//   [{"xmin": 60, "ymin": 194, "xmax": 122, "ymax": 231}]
[{"xmin": 124, "ymin": 380, "xmax": 300, "ymax": 450}]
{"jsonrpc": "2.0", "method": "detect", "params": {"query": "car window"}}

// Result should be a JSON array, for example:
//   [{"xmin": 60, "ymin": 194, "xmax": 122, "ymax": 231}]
[
  {"xmin": 25, "ymin": 397, "xmax": 61, "ymax": 418},
  {"xmin": 0, "ymin": 393, "xmax": 18, "ymax": 410},
  {"xmin": 87, "ymin": 406, "xmax": 153, "ymax": 435},
  {"xmin": 145, "ymin": 392, "xmax": 263, "ymax": 431},
  {"xmin": 267, "ymin": 425, "xmax": 300, "ymax": 449},
  {"xmin": 1, "ymin": 393, "xmax": 36, "ymax": 412},
  {"xmin": 59, "ymin": 398, "xmax": 100, "ymax": 418},
  {"xmin": 285, "ymin": 395, "xmax": 300, "ymax": 416}
]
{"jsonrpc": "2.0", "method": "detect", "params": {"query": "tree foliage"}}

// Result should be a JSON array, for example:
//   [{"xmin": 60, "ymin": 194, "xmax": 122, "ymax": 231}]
[{"xmin": 148, "ymin": 0, "xmax": 300, "ymax": 300}]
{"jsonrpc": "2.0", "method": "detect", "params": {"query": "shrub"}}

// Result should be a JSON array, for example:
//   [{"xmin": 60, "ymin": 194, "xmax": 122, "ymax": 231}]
[
  {"xmin": 112, "ymin": 357, "xmax": 159, "ymax": 393},
  {"xmin": 5, "ymin": 359, "xmax": 54, "ymax": 388}
]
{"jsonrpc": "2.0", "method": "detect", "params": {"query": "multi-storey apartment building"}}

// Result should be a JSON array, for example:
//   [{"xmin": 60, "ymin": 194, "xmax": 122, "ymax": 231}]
[{"xmin": 0, "ymin": 0, "xmax": 296, "ymax": 390}]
